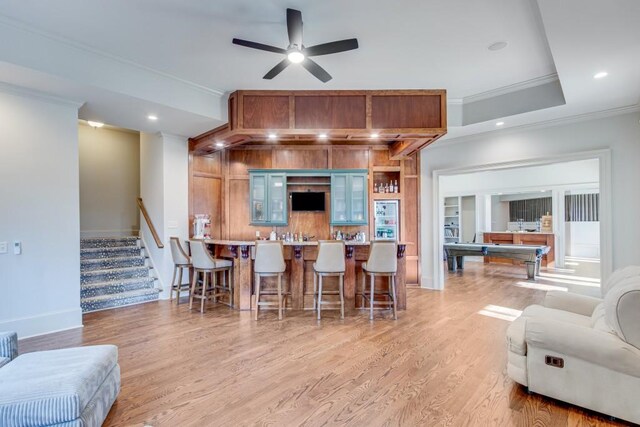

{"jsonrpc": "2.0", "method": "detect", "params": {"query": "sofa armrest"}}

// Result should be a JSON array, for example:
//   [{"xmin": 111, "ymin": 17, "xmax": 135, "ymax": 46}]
[
  {"xmin": 543, "ymin": 291, "xmax": 602, "ymax": 316},
  {"xmin": 525, "ymin": 318, "xmax": 640, "ymax": 377},
  {"xmin": 0, "ymin": 331, "xmax": 18, "ymax": 361}
]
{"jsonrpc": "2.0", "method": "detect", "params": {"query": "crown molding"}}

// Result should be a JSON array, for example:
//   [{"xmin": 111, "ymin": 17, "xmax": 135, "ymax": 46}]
[
  {"xmin": 0, "ymin": 81, "xmax": 84, "ymax": 108},
  {"xmin": 438, "ymin": 104, "xmax": 640, "ymax": 147},
  {"xmin": 0, "ymin": 13, "xmax": 226, "ymax": 98},
  {"xmin": 463, "ymin": 73, "xmax": 559, "ymax": 104}
]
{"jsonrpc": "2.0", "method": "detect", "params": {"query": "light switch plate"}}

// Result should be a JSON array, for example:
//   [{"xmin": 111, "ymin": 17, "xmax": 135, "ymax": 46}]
[{"xmin": 0, "ymin": 241, "xmax": 7, "ymax": 254}]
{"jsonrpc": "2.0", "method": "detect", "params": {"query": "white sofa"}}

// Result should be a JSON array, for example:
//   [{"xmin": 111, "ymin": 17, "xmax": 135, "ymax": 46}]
[{"xmin": 506, "ymin": 266, "xmax": 640, "ymax": 424}]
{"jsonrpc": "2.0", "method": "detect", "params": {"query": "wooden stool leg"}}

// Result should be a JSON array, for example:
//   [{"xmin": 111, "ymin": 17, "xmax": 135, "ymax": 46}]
[
  {"xmin": 391, "ymin": 275, "xmax": 398, "ymax": 320},
  {"xmin": 361, "ymin": 272, "xmax": 366, "ymax": 309},
  {"xmin": 189, "ymin": 270, "xmax": 198, "ymax": 310},
  {"xmin": 339, "ymin": 273, "xmax": 345, "ymax": 319},
  {"xmin": 212, "ymin": 270, "xmax": 218, "ymax": 303},
  {"xmin": 176, "ymin": 267, "xmax": 184, "ymax": 304},
  {"xmin": 254, "ymin": 274, "xmax": 260, "ymax": 321},
  {"xmin": 277, "ymin": 273, "xmax": 283, "ymax": 320},
  {"xmin": 369, "ymin": 274, "xmax": 375, "ymax": 320},
  {"xmin": 317, "ymin": 275, "xmax": 323, "ymax": 320},
  {"xmin": 170, "ymin": 266, "xmax": 177, "ymax": 300},
  {"xmin": 313, "ymin": 271, "xmax": 318, "ymax": 311},
  {"xmin": 227, "ymin": 268, "xmax": 233, "ymax": 307},
  {"xmin": 200, "ymin": 273, "xmax": 208, "ymax": 313}
]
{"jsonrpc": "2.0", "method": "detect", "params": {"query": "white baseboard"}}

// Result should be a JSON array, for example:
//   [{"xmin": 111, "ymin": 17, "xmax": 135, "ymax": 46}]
[{"xmin": 0, "ymin": 308, "xmax": 83, "ymax": 339}]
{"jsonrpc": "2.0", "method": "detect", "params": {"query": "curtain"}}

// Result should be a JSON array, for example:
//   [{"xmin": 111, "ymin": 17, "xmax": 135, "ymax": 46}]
[
  {"xmin": 509, "ymin": 197, "xmax": 552, "ymax": 222},
  {"xmin": 565, "ymin": 193, "xmax": 599, "ymax": 222}
]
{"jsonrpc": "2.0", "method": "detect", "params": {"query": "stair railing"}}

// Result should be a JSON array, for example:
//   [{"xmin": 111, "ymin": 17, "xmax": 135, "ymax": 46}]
[{"xmin": 137, "ymin": 197, "xmax": 164, "ymax": 248}]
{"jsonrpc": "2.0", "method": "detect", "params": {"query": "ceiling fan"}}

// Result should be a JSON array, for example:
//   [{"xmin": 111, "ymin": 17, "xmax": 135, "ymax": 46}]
[{"xmin": 232, "ymin": 8, "xmax": 359, "ymax": 83}]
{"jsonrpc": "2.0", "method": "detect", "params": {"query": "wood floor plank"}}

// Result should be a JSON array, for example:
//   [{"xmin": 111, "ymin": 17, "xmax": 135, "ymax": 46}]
[{"xmin": 18, "ymin": 261, "xmax": 632, "ymax": 426}]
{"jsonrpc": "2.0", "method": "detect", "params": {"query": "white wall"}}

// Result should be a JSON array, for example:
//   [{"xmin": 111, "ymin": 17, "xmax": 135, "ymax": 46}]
[
  {"xmin": 421, "ymin": 112, "xmax": 640, "ymax": 289},
  {"xmin": 490, "ymin": 195, "xmax": 510, "ymax": 232},
  {"xmin": 139, "ymin": 132, "xmax": 189, "ymax": 299},
  {"xmin": 0, "ymin": 86, "xmax": 82, "ymax": 337},
  {"xmin": 566, "ymin": 222, "xmax": 600, "ymax": 258},
  {"xmin": 461, "ymin": 196, "xmax": 476, "ymax": 242},
  {"xmin": 79, "ymin": 124, "xmax": 140, "ymax": 237}
]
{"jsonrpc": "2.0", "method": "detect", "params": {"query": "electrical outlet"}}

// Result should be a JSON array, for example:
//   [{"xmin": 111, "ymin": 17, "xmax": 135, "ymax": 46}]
[{"xmin": 0, "ymin": 241, "xmax": 7, "ymax": 254}]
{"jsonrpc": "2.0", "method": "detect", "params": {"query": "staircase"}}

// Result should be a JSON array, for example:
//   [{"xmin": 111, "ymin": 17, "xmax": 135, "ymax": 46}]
[{"xmin": 80, "ymin": 237, "xmax": 160, "ymax": 313}]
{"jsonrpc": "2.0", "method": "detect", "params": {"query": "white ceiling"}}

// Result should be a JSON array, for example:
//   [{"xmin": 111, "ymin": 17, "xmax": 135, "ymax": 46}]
[{"xmin": 0, "ymin": 0, "xmax": 638, "ymax": 139}]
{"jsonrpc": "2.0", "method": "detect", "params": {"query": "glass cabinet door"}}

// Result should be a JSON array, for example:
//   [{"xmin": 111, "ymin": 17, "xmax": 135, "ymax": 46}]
[
  {"xmin": 251, "ymin": 174, "xmax": 267, "ymax": 223},
  {"xmin": 331, "ymin": 174, "xmax": 348, "ymax": 223},
  {"xmin": 268, "ymin": 174, "xmax": 287, "ymax": 224},
  {"xmin": 349, "ymin": 174, "xmax": 367, "ymax": 224}
]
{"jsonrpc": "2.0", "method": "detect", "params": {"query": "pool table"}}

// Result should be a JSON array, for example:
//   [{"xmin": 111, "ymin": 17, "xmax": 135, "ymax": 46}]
[{"xmin": 444, "ymin": 243, "xmax": 550, "ymax": 279}]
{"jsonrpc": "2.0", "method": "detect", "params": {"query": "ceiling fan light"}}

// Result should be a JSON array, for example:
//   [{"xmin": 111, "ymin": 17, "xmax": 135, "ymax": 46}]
[{"xmin": 287, "ymin": 51, "xmax": 305, "ymax": 63}]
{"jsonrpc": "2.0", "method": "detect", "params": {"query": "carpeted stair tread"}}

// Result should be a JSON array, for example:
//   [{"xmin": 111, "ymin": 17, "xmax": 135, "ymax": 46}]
[
  {"xmin": 81, "ymin": 246, "xmax": 142, "ymax": 259},
  {"xmin": 81, "ymin": 265, "xmax": 150, "ymax": 284},
  {"xmin": 81, "ymin": 288, "xmax": 160, "ymax": 312},
  {"xmin": 80, "ymin": 237, "xmax": 139, "ymax": 249},
  {"xmin": 81, "ymin": 277, "xmax": 156, "ymax": 298},
  {"xmin": 81, "ymin": 255, "xmax": 146, "ymax": 272}
]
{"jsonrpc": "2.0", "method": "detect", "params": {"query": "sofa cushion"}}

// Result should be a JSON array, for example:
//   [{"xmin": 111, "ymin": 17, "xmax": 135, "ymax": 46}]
[
  {"xmin": 0, "ymin": 357, "xmax": 9, "ymax": 369},
  {"xmin": 521, "ymin": 304, "xmax": 592, "ymax": 328},
  {"xmin": 0, "ymin": 345, "xmax": 118, "ymax": 426}
]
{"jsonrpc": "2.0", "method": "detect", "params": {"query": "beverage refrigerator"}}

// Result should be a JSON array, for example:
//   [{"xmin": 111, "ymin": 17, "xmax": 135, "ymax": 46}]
[{"xmin": 374, "ymin": 200, "xmax": 399, "ymax": 240}]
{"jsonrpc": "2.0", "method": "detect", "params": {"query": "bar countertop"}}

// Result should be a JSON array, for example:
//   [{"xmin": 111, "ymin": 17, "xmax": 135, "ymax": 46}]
[{"xmin": 198, "ymin": 239, "xmax": 410, "ymax": 246}]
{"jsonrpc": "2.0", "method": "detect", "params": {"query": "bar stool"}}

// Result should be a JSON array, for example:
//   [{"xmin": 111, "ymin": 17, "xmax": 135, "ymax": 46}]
[
  {"xmin": 169, "ymin": 237, "xmax": 192, "ymax": 304},
  {"xmin": 313, "ymin": 240, "xmax": 346, "ymax": 319},
  {"xmin": 189, "ymin": 240, "xmax": 233, "ymax": 313},
  {"xmin": 254, "ymin": 240, "xmax": 287, "ymax": 320},
  {"xmin": 361, "ymin": 241, "xmax": 398, "ymax": 320}
]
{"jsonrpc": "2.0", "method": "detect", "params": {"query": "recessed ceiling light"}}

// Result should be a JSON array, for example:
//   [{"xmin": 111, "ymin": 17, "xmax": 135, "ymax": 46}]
[
  {"xmin": 496, "ymin": 121, "xmax": 505, "ymax": 126},
  {"xmin": 147, "ymin": 115, "xmax": 158, "ymax": 121},
  {"xmin": 215, "ymin": 142, "xmax": 225, "ymax": 148},
  {"xmin": 498, "ymin": 192, "xmax": 503, "ymax": 195},
  {"xmin": 488, "ymin": 41, "xmax": 508, "ymax": 51},
  {"xmin": 370, "ymin": 133, "xmax": 379, "ymax": 138},
  {"xmin": 540, "ymin": 190, "xmax": 546, "ymax": 192},
  {"xmin": 593, "ymin": 71, "xmax": 608, "ymax": 79},
  {"xmin": 318, "ymin": 133, "xmax": 328, "ymax": 139},
  {"xmin": 287, "ymin": 50, "xmax": 305, "ymax": 64},
  {"xmin": 267, "ymin": 133, "xmax": 277, "ymax": 140},
  {"xmin": 87, "ymin": 121, "xmax": 104, "ymax": 128}
]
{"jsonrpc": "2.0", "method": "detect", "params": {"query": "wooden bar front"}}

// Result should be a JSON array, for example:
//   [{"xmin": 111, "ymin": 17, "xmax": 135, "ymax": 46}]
[{"xmin": 206, "ymin": 240, "xmax": 408, "ymax": 312}]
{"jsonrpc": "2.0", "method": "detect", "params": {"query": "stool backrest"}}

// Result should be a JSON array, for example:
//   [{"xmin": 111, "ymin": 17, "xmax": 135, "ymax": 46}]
[
  {"xmin": 254, "ymin": 240, "xmax": 286, "ymax": 273},
  {"xmin": 366, "ymin": 241, "xmax": 397, "ymax": 273},
  {"xmin": 315, "ymin": 240, "xmax": 346, "ymax": 273},
  {"xmin": 190, "ymin": 240, "xmax": 216, "ymax": 270},
  {"xmin": 170, "ymin": 237, "xmax": 191, "ymax": 265}
]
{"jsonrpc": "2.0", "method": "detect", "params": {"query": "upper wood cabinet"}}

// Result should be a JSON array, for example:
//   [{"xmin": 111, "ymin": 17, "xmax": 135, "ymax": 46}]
[{"xmin": 191, "ymin": 90, "xmax": 447, "ymax": 158}]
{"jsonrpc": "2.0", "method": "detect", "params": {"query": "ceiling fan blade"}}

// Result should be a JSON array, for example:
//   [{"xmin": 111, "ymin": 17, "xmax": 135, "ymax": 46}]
[
  {"xmin": 286, "ymin": 8, "xmax": 303, "ymax": 47},
  {"xmin": 263, "ymin": 58, "xmax": 290, "ymax": 80},
  {"xmin": 304, "ymin": 38, "xmax": 359, "ymax": 57},
  {"xmin": 232, "ymin": 38, "xmax": 286, "ymax": 54},
  {"xmin": 301, "ymin": 58, "xmax": 332, "ymax": 83}
]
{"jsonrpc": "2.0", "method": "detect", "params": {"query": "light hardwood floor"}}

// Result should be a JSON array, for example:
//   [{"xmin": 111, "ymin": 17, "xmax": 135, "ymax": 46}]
[{"xmin": 21, "ymin": 261, "xmax": 627, "ymax": 426}]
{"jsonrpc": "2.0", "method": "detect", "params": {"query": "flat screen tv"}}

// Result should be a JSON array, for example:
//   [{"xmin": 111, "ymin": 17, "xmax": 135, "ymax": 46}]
[{"xmin": 291, "ymin": 192, "xmax": 325, "ymax": 212}]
